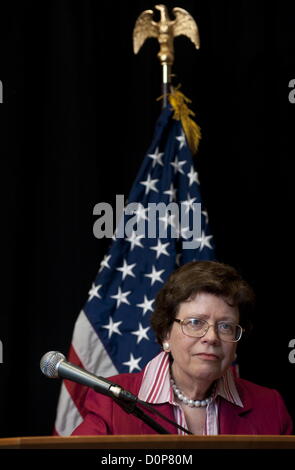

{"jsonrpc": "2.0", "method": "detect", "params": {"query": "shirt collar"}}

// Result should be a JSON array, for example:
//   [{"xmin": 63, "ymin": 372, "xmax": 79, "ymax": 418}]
[{"xmin": 138, "ymin": 351, "xmax": 243, "ymax": 408}]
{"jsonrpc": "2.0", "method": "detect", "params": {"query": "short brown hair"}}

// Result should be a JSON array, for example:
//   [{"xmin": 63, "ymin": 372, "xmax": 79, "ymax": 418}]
[{"xmin": 151, "ymin": 260, "xmax": 255, "ymax": 344}]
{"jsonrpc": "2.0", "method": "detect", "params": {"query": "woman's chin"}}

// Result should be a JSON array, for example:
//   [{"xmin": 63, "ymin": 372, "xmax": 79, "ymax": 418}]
[{"xmin": 191, "ymin": 363, "xmax": 222, "ymax": 382}]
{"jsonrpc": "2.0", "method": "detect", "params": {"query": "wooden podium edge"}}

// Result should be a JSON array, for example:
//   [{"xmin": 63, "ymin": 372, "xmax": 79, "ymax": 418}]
[{"xmin": 0, "ymin": 434, "xmax": 294, "ymax": 449}]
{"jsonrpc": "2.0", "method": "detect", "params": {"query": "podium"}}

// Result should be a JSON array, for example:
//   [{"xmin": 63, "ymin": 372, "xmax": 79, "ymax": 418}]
[{"xmin": 0, "ymin": 435, "xmax": 294, "ymax": 449}]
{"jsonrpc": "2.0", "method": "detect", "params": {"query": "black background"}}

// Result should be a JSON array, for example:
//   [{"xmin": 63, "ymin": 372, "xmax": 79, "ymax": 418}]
[{"xmin": 0, "ymin": 0, "xmax": 295, "ymax": 438}]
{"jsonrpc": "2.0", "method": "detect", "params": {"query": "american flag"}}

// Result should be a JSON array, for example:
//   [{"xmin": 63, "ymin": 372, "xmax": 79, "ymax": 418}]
[{"xmin": 54, "ymin": 104, "xmax": 215, "ymax": 435}]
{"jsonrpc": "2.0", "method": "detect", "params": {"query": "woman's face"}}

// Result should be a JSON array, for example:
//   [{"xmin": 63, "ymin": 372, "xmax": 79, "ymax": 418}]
[{"xmin": 164, "ymin": 292, "xmax": 239, "ymax": 387}]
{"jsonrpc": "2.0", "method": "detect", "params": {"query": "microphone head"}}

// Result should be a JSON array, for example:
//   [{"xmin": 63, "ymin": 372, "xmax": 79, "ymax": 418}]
[{"xmin": 40, "ymin": 351, "xmax": 65, "ymax": 378}]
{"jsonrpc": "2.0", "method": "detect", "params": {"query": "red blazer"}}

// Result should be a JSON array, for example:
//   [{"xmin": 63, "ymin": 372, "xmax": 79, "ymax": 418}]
[{"xmin": 72, "ymin": 370, "xmax": 293, "ymax": 435}]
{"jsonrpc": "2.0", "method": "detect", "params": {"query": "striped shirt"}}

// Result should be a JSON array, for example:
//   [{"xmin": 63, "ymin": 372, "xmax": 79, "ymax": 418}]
[{"xmin": 138, "ymin": 351, "xmax": 243, "ymax": 435}]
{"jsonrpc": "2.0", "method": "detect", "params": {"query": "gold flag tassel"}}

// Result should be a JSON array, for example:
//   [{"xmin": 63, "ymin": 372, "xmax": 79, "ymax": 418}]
[{"xmin": 168, "ymin": 87, "xmax": 201, "ymax": 155}]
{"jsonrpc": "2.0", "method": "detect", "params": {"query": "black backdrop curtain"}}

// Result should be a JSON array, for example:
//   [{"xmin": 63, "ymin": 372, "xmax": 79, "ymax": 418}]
[{"xmin": 0, "ymin": 0, "xmax": 295, "ymax": 437}]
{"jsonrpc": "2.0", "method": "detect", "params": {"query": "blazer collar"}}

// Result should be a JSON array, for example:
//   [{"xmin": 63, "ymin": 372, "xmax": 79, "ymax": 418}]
[
  {"xmin": 214, "ymin": 368, "xmax": 244, "ymax": 409},
  {"xmin": 234, "ymin": 379, "xmax": 253, "ymax": 415}
]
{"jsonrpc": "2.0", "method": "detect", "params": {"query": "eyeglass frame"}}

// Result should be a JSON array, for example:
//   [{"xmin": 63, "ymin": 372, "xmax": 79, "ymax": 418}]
[{"xmin": 173, "ymin": 317, "xmax": 245, "ymax": 343}]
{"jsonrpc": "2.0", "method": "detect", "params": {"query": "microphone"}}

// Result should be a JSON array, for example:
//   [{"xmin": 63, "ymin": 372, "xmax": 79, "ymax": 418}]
[
  {"xmin": 40, "ymin": 351, "xmax": 137, "ymax": 403},
  {"xmin": 40, "ymin": 351, "xmax": 190, "ymax": 435}
]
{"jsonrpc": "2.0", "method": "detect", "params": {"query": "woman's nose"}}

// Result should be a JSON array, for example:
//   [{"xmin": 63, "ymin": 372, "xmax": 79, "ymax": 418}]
[{"xmin": 201, "ymin": 324, "xmax": 220, "ymax": 343}]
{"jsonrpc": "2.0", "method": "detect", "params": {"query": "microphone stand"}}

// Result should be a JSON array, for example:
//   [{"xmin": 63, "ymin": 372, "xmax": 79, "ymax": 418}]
[
  {"xmin": 112, "ymin": 397, "xmax": 171, "ymax": 435},
  {"xmin": 92, "ymin": 383, "xmax": 192, "ymax": 435}
]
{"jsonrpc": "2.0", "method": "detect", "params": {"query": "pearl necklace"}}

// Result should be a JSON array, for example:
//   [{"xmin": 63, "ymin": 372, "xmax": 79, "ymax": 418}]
[{"xmin": 171, "ymin": 378, "xmax": 214, "ymax": 408}]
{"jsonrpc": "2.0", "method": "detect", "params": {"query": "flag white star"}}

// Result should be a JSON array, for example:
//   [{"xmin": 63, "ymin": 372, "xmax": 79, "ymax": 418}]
[
  {"xmin": 132, "ymin": 204, "xmax": 149, "ymax": 222},
  {"xmin": 150, "ymin": 240, "xmax": 170, "ymax": 259},
  {"xmin": 88, "ymin": 283, "xmax": 102, "ymax": 301},
  {"xmin": 181, "ymin": 194, "xmax": 197, "ymax": 214},
  {"xmin": 145, "ymin": 265, "xmax": 165, "ymax": 286},
  {"xmin": 102, "ymin": 317, "xmax": 122, "ymax": 339},
  {"xmin": 159, "ymin": 211, "xmax": 179, "ymax": 238},
  {"xmin": 176, "ymin": 130, "xmax": 186, "ymax": 149},
  {"xmin": 116, "ymin": 260, "xmax": 136, "ymax": 280},
  {"xmin": 99, "ymin": 254, "xmax": 111, "ymax": 271},
  {"xmin": 111, "ymin": 286, "xmax": 132, "ymax": 308},
  {"xmin": 202, "ymin": 209, "xmax": 209, "ymax": 225},
  {"xmin": 123, "ymin": 353, "xmax": 142, "ymax": 372},
  {"xmin": 126, "ymin": 230, "xmax": 144, "ymax": 250},
  {"xmin": 136, "ymin": 295, "xmax": 154, "ymax": 316},
  {"xmin": 187, "ymin": 165, "xmax": 200, "ymax": 186},
  {"xmin": 170, "ymin": 156, "xmax": 186, "ymax": 175},
  {"xmin": 178, "ymin": 225, "xmax": 190, "ymax": 239},
  {"xmin": 140, "ymin": 174, "xmax": 159, "ymax": 195},
  {"xmin": 164, "ymin": 183, "xmax": 177, "ymax": 202},
  {"xmin": 132, "ymin": 323, "xmax": 150, "ymax": 344},
  {"xmin": 159, "ymin": 212, "xmax": 177, "ymax": 230},
  {"xmin": 195, "ymin": 231, "xmax": 214, "ymax": 250},
  {"xmin": 147, "ymin": 147, "xmax": 164, "ymax": 167}
]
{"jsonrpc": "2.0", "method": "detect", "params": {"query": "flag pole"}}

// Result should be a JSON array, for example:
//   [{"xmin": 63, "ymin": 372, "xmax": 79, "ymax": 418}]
[
  {"xmin": 161, "ymin": 63, "xmax": 172, "ymax": 109},
  {"xmin": 133, "ymin": 4, "xmax": 200, "ymax": 108}
]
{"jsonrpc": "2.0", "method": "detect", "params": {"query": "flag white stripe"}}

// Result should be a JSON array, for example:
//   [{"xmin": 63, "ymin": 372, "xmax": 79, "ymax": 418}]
[
  {"xmin": 55, "ymin": 311, "xmax": 118, "ymax": 436},
  {"xmin": 72, "ymin": 310, "xmax": 118, "ymax": 376},
  {"xmin": 54, "ymin": 383, "xmax": 83, "ymax": 436}
]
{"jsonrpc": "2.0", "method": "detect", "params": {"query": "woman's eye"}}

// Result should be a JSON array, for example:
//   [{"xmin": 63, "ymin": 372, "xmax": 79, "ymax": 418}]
[
  {"xmin": 219, "ymin": 322, "xmax": 234, "ymax": 332},
  {"xmin": 188, "ymin": 319, "xmax": 203, "ymax": 328}
]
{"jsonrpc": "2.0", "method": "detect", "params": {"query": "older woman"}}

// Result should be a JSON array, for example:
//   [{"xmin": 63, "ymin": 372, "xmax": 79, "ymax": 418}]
[{"xmin": 72, "ymin": 261, "xmax": 293, "ymax": 435}]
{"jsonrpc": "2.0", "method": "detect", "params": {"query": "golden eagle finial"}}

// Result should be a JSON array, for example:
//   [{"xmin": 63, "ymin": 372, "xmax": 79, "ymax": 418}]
[{"xmin": 133, "ymin": 4, "xmax": 200, "ymax": 66}]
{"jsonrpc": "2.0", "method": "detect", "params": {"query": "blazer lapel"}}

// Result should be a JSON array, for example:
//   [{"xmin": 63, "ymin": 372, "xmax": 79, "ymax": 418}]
[{"xmin": 219, "ymin": 383, "xmax": 254, "ymax": 434}]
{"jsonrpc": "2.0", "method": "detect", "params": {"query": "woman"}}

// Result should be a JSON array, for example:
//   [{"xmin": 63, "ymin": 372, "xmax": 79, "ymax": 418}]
[{"xmin": 72, "ymin": 261, "xmax": 293, "ymax": 435}]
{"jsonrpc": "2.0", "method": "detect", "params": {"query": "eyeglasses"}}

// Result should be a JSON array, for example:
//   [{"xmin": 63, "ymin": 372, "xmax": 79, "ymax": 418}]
[{"xmin": 174, "ymin": 318, "xmax": 244, "ymax": 342}]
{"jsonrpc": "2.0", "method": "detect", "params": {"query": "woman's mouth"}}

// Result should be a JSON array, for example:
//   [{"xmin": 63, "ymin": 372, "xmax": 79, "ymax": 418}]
[{"xmin": 196, "ymin": 353, "xmax": 220, "ymax": 361}]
